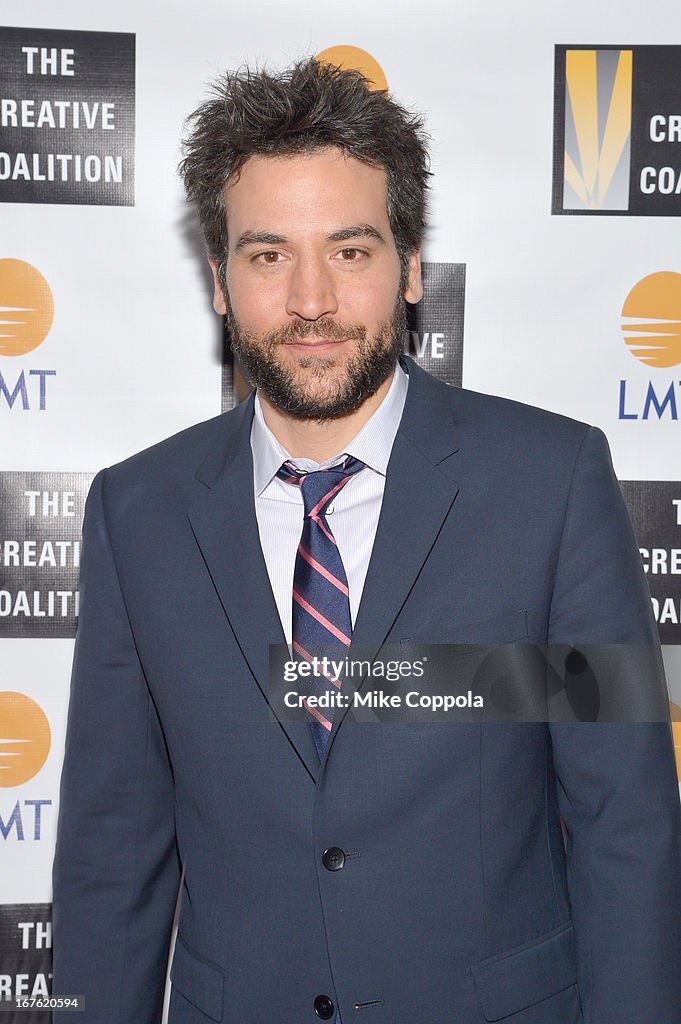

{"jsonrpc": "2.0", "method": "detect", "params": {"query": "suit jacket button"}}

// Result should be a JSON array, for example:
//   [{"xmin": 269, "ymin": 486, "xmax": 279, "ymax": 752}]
[
  {"xmin": 314, "ymin": 994, "xmax": 335, "ymax": 1019},
  {"xmin": 322, "ymin": 846, "xmax": 346, "ymax": 871}
]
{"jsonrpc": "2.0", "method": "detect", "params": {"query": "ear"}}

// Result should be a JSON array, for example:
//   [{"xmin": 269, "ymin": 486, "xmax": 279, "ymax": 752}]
[
  {"xmin": 208, "ymin": 258, "xmax": 227, "ymax": 315},
  {"xmin": 403, "ymin": 249, "xmax": 423, "ymax": 304}
]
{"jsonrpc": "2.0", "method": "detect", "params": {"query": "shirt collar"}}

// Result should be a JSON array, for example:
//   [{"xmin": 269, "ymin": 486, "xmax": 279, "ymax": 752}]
[{"xmin": 251, "ymin": 363, "xmax": 408, "ymax": 497}]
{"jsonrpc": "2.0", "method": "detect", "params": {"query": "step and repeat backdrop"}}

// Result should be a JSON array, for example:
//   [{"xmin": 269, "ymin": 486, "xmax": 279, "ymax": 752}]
[{"xmin": 1, "ymin": 0, "xmax": 680, "ymax": 1014}]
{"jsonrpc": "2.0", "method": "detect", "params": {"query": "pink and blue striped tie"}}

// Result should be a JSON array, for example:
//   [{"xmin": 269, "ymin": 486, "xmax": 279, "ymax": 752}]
[{"xmin": 277, "ymin": 456, "xmax": 365, "ymax": 759}]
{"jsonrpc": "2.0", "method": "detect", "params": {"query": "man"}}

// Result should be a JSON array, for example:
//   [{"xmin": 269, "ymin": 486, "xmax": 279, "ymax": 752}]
[{"xmin": 52, "ymin": 59, "xmax": 681, "ymax": 1023}]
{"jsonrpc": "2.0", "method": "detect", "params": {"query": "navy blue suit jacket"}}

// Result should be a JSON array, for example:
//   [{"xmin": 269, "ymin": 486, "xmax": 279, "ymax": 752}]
[{"xmin": 52, "ymin": 358, "xmax": 681, "ymax": 1023}]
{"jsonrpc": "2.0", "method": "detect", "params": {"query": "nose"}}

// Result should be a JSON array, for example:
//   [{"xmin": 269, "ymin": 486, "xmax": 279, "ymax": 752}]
[{"xmin": 285, "ymin": 257, "xmax": 338, "ymax": 321}]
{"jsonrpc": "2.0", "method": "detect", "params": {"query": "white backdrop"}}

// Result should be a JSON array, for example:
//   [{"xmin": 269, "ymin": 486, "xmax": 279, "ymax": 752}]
[{"xmin": 1, "ymin": 0, "xmax": 680, "ymax": 1007}]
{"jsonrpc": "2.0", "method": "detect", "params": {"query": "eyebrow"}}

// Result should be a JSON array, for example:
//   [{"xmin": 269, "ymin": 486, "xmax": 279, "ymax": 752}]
[
  {"xmin": 326, "ymin": 224, "xmax": 386, "ymax": 244},
  {"xmin": 234, "ymin": 231, "xmax": 287, "ymax": 252},
  {"xmin": 233, "ymin": 223, "xmax": 386, "ymax": 252}
]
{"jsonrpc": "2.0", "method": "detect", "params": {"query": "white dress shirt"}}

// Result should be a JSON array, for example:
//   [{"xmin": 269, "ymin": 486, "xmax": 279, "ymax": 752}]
[{"xmin": 251, "ymin": 365, "xmax": 408, "ymax": 643}]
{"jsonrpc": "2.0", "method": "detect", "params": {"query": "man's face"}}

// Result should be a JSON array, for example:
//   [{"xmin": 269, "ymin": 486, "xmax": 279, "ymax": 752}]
[{"xmin": 211, "ymin": 147, "xmax": 422, "ymax": 420}]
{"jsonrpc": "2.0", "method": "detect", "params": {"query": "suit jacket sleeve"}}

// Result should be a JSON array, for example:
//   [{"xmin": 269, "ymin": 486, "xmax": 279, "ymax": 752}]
[
  {"xmin": 52, "ymin": 469, "xmax": 180, "ymax": 1024},
  {"xmin": 547, "ymin": 426, "xmax": 681, "ymax": 1022}
]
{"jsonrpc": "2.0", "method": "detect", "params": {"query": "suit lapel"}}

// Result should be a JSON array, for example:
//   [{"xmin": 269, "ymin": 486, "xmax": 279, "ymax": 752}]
[
  {"xmin": 188, "ymin": 396, "xmax": 319, "ymax": 781},
  {"xmin": 354, "ymin": 357, "xmax": 461, "ymax": 647},
  {"xmin": 351, "ymin": 443, "xmax": 459, "ymax": 648},
  {"xmin": 327, "ymin": 359, "xmax": 461, "ymax": 752}
]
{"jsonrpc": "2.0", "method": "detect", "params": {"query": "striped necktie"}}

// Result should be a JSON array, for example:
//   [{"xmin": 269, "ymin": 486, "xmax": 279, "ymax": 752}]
[{"xmin": 277, "ymin": 456, "xmax": 365, "ymax": 759}]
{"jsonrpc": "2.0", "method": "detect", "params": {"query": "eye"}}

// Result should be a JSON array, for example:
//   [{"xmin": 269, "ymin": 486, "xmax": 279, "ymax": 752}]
[
  {"xmin": 253, "ymin": 250, "xmax": 283, "ymax": 264},
  {"xmin": 334, "ymin": 247, "xmax": 367, "ymax": 262}
]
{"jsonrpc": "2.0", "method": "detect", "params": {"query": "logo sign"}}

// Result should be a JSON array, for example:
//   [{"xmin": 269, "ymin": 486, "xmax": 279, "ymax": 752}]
[
  {"xmin": 0, "ymin": 904, "xmax": 52, "ymax": 1019},
  {"xmin": 617, "ymin": 272, "xmax": 681, "ymax": 421},
  {"xmin": 621, "ymin": 272, "xmax": 681, "ymax": 368},
  {"xmin": 315, "ymin": 45, "xmax": 388, "ymax": 91},
  {"xmin": 0, "ymin": 259, "xmax": 57, "ymax": 411},
  {"xmin": 620, "ymin": 481, "xmax": 681, "ymax": 643},
  {"xmin": 404, "ymin": 263, "xmax": 465, "ymax": 386},
  {"xmin": 0, "ymin": 26, "xmax": 135, "ymax": 205},
  {"xmin": 221, "ymin": 262, "xmax": 466, "ymax": 411},
  {"xmin": 0, "ymin": 693, "xmax": 50, "ymax": 788},
  {"xmin": 0, "ymin": 472, "xmax": 92, "ymax": 637},
  {"xmin": 0, "ymin": 259, "xmax": 54, "ymax": 358},
  {"xmin": 553, "ymin": 45, "xmax": 681, "ymax": 215}
]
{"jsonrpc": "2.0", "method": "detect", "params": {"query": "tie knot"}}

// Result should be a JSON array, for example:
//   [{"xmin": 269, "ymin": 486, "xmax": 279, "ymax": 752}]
[{"xmin": 277, "ymin": 456, "xmax": 365, "ymax": 517}]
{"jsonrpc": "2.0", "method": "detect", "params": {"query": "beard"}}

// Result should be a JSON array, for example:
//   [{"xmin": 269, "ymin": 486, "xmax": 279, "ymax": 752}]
[{"xmin": 224, "ymin": 292, "xmax": 406, "ymax": 421}]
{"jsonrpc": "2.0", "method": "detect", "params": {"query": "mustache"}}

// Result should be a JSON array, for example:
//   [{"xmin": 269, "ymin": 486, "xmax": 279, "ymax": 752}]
[{"xmin": 261, "ymin": 318, "xmax": 367, "ymax": 346}]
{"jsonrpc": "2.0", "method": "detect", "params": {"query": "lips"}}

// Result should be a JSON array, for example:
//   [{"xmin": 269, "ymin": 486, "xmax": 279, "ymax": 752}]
[{"xmin": 283, "ymin": 337, "xmax": 348, "ymax": 347}]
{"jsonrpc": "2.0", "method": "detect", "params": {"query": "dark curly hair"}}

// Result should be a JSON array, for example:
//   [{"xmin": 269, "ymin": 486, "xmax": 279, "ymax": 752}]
[{"xmin": 179, "ymin": 57, "xmax": 430, "ymax": 283}]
